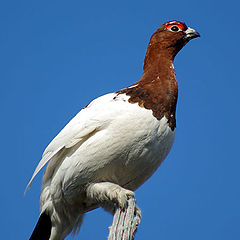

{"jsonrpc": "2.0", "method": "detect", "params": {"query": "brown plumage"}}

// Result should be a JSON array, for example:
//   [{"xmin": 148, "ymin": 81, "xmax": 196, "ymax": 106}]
[{"xmin": 116, "ymin": 21, "xmax": 199, "ymax": 130}]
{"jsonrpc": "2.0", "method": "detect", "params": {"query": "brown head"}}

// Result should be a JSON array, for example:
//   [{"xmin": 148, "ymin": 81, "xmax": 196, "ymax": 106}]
[{"xmin": 144, "ymin": 21, "xmax": 200, "ymax": 72}]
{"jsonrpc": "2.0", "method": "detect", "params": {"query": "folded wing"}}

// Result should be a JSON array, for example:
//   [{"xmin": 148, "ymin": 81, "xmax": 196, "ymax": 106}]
[{"xmin": 25, "ymin": 93, "xmax": 116, "ymax": 192}]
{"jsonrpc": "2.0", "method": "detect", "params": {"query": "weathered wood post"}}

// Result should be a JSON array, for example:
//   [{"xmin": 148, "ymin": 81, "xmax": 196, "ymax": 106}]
[{"xmin": 108, "ymin": 197, "xmax": 141, "ymax": 240}]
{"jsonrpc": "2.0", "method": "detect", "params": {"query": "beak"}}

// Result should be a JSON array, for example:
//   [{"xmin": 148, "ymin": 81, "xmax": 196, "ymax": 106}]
[{"xmin": 183, "ymin": 27, "xmax": 200, "ymax": 41}]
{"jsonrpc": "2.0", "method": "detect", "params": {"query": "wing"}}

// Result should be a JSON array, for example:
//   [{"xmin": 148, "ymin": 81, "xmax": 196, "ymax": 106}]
[{"xmin": 25, "ymin": 93, "xmax": 116, "ymax": 192}]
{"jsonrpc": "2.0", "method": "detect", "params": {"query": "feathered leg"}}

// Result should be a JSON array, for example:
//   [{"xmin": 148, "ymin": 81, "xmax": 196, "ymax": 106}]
[{"xmin": 86, "ymin": 182, "xmax": 135, "ymax": 210}]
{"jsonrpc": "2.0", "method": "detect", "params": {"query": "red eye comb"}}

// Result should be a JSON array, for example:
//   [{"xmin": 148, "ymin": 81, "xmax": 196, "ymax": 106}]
[{"xmin": 165, "ymin": 21, "xmax": 187, "ymax": 31}]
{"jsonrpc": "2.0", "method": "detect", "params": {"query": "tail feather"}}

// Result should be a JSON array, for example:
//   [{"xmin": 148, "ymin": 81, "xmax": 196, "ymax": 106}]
[{"xmin": 29, "ymin": 212, "xmax": 52, "ymax": 240}]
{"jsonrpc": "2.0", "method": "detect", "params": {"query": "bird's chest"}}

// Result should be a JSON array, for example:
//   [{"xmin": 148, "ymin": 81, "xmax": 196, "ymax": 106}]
[{"xmin": 107, "ymin": 111, "xmax": 175, "ymax": 190}]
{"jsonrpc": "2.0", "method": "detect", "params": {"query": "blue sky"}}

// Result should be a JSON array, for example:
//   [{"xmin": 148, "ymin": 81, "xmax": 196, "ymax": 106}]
[{"xmin": 1, "ymin": 0, "xmax": 240, "ymax": 239}]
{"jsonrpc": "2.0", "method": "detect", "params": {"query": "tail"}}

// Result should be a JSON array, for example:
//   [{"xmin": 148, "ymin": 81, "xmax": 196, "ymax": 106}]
[{"xmin": 29, "ymin": 212, "xmax": 52, "ymax": 240}]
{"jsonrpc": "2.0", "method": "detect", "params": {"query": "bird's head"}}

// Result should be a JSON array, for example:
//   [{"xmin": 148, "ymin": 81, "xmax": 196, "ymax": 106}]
[{"xmin": 144, "ymin": 20, "xmax": 200, "ymax": 71}]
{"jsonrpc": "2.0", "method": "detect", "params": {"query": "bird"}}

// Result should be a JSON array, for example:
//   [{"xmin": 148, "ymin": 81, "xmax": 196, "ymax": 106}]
[{"xmin": 27, "ymin": 20, "xmax": 200, "ymax": 240}]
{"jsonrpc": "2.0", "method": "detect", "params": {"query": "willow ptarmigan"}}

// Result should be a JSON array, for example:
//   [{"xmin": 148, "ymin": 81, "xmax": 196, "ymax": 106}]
[{"xmin": 27, "ymin": 20, "xmax": 200, "ymax": 240}]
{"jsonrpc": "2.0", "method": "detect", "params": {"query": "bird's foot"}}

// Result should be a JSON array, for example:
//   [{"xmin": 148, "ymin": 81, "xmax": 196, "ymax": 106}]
[{"xmin": 86, "ymin": 182, "xmax": 134, "ymax": 209}]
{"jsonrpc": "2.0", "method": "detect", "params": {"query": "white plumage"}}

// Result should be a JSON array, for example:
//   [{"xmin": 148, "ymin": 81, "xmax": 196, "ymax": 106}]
[{"xmin": 28, "ymin": 93, "xmax": 175, "ymax": 239}]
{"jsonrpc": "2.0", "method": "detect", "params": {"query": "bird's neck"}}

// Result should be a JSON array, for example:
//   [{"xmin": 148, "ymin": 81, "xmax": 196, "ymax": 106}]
[
  {"xmin": 143, "ymin": 42, "xmax": 176, "ymax": 73},
  {"xmin": 115, "ymin": 45, "xmax": 178, "ymax": 130},
  {"xmin": 139, "ymin": 46, "xmax": 177, "ymax": 89}
]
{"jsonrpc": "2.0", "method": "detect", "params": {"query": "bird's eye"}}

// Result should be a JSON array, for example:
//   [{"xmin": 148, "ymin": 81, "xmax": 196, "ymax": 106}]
[{"xmin": 170, "ymin": 26, "xmax": 180, "ymax": 32}]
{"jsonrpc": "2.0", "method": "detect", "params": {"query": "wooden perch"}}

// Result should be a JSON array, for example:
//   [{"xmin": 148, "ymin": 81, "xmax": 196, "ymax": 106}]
[{"xmin": 108, "ymin": 197, "xmax": 141, "ymax": 240}]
